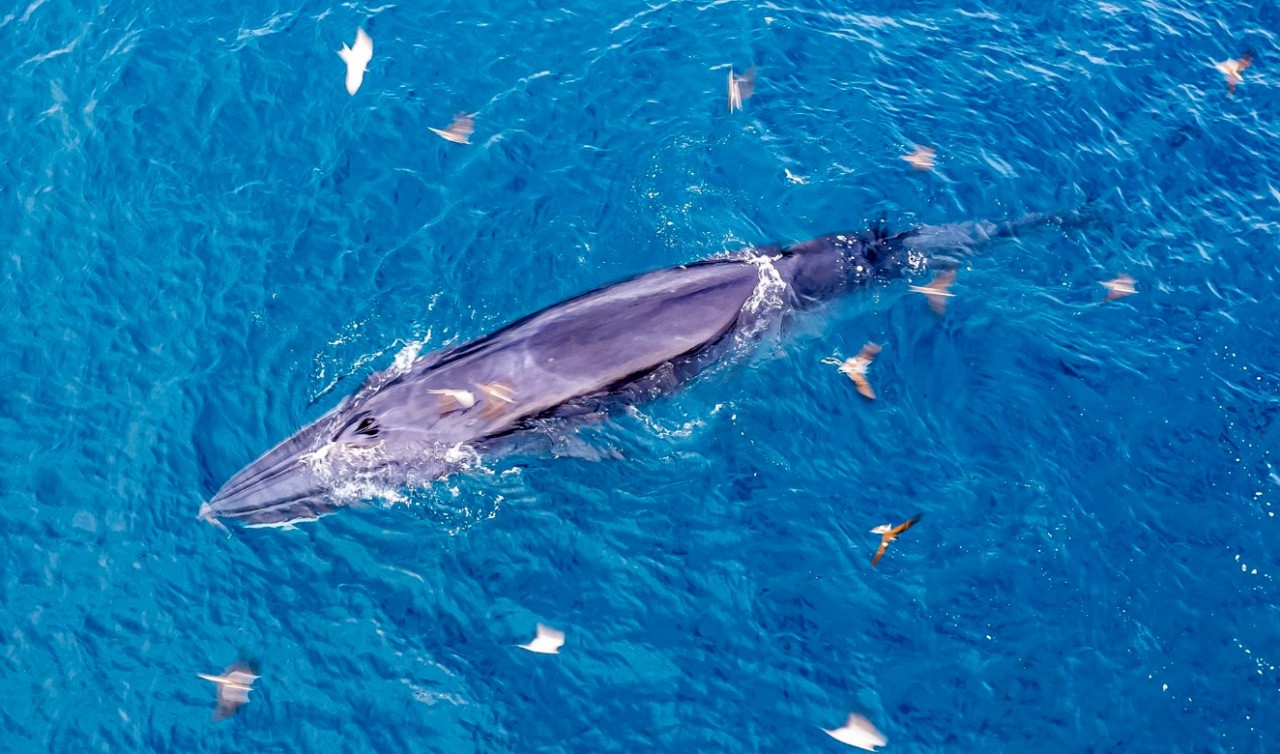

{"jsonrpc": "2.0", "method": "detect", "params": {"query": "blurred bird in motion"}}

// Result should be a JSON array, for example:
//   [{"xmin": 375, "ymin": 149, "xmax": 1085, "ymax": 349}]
[
  {"xmin": 870, "ymin": 513, "xmax": 921, "ymax": 567},
  {"xmin": 1215, "ymin": 54, "xmax": 1253, "ymax": 94},
  {"xmin": 728, "ymin": 66, "xmax": 756, "ymax": 112},
  {"xmin": 908, "ymin": 269, "xmax": 956, "ymax": 314},
  {"xmin": 1101, "ymin": 274, "xmax": 1136, "ymax": 301},
  {"xmin": 476, "ymin": 380, "xmax": 516, "ymax": 418},
  {"xmin": 902, "ymin": 145, "xmax": 936, "ymax": 171},
  {"xmin": 430, "ymin": 113, "xmax": 477, "ymax": 145},
  {"xmin": 824, "ymin": 343, "xmax": 882, "ymax": 400},
  {"xmin": 197, "ymin": 662, "xmax": 259, "ymax": 721},
  {"xmin": 338, "ymin": 28, "xmax": 373, "ymax": 96}
]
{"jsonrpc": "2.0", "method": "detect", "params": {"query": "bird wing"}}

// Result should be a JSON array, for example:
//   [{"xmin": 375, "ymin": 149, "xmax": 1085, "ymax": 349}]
[
  {"xmin": 352, "ymin": 28, "xmax": 373, "ymax": 65},
  {"xmin": 851, "ymin": 372, "xmax": 875, "ymax": 400},
  {"xmin": 736, "ymin": 67, "xmax": 756, "ymax": 99},
  {"xmin": 926, "ymin": 288, "xmax": 949, "ymax": 314},
  {"xmin": 846, "ymin": 344, "xmax": 880, "ymax": 399},
  {"xmin": 891, "ymin": 513, "xmax": 922, "ymax": 537},
  {"xmin": 213, "ymin": 699, "xmax": 241, "ymax": 721},
  {"xmin": 870, "ymin": 539, "xmax": 889, "ymax": 567},
  {"xmin": 1103, "ymin": 275, "xmax": 1135, "ymax": 300},
  {"xmin": 930, "ymin": 270, "xmax": 957, "ymax": 312},
  {"xmin": 450, "ymin": 113, "xmax": 475, "ymax": 138},
  {"xmin": 429, "ymin": 126, "xmax": 466, "ymax": 144}
]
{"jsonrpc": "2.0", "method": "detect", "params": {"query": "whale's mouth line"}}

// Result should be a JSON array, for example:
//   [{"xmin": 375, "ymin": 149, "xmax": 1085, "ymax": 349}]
[
  {"xmin": 215, "ymin": 455, "xmax": 304, "ymax": 502},
  {"xmin": 202, "ymin": 489, "xmax": 328, "ymax": 527},
  {"xmin": 205, "ymin": 449, "xmax": 332, "ymax": 526}
]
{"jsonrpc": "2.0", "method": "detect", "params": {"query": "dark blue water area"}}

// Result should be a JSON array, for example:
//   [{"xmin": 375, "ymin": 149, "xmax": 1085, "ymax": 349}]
[{"xmin": 3, "ymin": 0, "xmax": 1279, "ymax": 750}]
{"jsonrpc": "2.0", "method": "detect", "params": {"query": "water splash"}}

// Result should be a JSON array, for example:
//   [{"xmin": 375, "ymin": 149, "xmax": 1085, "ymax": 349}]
[{"xmin": 733, "ymin": 251, "xmax": 789, "ymax": 349}]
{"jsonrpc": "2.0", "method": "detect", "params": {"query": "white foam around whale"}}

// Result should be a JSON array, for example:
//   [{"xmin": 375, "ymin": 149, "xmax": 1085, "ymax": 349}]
[{"xmin": 733, "ymin": 252, "xmax": 789, "ymax": 349}]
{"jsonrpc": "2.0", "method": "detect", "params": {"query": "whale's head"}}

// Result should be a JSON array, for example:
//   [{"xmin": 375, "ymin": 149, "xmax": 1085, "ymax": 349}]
[
  {"xmin": 201, "ymin": 409, "xmax": 373, "ymax": 528},
  {"xmin": 199, "ymin": 380, "xmax": 445, "ymax": 528},
  {"xmin": 201, "ymin": 366, "xmax": 499, "ymax": 528}
]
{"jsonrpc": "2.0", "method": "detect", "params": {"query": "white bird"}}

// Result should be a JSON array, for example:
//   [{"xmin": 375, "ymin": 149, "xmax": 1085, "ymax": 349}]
[
  {"xmin": 427, "ymin": 388, "xmax": 477, "ymax": 412},
  {"xmin": 907, "ymin": 269, "xmax": 956, "ymax": 314},
  {"xmin": 518, "ymin": 623, "xmax": 565, "ymax": 655},
  {"xmin": 728, "ymin": 66, "xmax": 756, "ymax": 112},
  {"xmin": 901, "ymin": 145, "xmax": 936, "ymax": 171},
  {"xmin": 338, "ymin": 28, "xmax": 373, "ymax": 96},
  {"xmin": 476, "ymin": 380, "xmax": 517, "ymax": 419},
  {"xmin": 1214, "ymin": 54, "xmax": 1252, "ymax": 95},
  {"xmin": 197, "ymin": 663, "xmax": 259, "ymax": 721},
  {"xmin": 1101, "ymin": 273, "xmax": 1136, "ymax": 301},
  {"xmin": 429, "ymin": 113, "xmax": 477, "ymax": 145},
  {"xmin": 822, "ymin": 342, "xmax": 882, "ymax": 400},
  {"xmin": 823, "ymin": 714, "xmax": 887, "ymax": 751}
]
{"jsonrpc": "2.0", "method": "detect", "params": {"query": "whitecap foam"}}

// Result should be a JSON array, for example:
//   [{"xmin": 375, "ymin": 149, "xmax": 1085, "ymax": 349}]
[
  {"xmin": 729, "ymin": 252, "xmax": 789, "ymax": 352},
  {"xmin": 624, "ymin": 404, "xmax": 703, "ymax": 440},
  {"xmin": 390, "ymin": 339, "xmax": 423, "ymax": 375}
]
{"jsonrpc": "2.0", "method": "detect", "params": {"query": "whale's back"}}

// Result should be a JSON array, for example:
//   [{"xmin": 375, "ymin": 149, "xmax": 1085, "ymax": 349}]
[{"xmin": 364, "ymin": 259, "xmax": 766, "ymax": 445}]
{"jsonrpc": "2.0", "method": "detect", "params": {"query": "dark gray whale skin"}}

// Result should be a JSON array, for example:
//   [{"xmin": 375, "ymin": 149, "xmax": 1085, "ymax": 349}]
[{"xmin": 201, "ymin": 217, "xmax": 1051, "ymax": 527}]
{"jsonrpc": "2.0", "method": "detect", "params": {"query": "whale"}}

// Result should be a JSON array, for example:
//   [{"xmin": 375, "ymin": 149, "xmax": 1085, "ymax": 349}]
[{"xmin": 201, "ymin": 214, "xmax": 1072, "ymax": 528}]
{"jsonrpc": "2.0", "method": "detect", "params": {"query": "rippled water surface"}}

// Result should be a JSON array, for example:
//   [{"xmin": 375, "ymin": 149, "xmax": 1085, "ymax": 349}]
[{"xmin": 3, "ymin": 0, "xmax": 1279, "ymax": 750}]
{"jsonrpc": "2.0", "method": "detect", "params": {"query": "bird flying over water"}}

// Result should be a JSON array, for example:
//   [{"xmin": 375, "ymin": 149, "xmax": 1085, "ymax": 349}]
[
  {"xmin": 1101, "ymin": 274, "xmax": 1136, "ymax": 301},
  {"xmin": 823, "ymin": 342, "xmax": 882, "ymax": 400},
  {"xmin": 1215, "ymin": 54, "xmax": 1252, "ymax": 94},
  {"xmin": 908, "ymin": 269, "xmax": 956, "ymax": 314},
  {"xmin": 902, "ymin": 145, "xmax": 936, "ymax": 171},
  {"xmin": 869, "ymin": 513, "xmax": 921, "ymax": 567},
  {"xmin": 338, "ymin": 28, "xmax": 373, "ymax": 96},
  {"xmin": 823, "ymin": 713, "xmax": 887, "ymax": 751},
  {"xmin": 728, "ymin": 66, "xmax": 756, "ymax": 112},
  {"xmin": 518, "ymin": 623, "xmax": 565, "ymax": 654},
  {"xmin": 197, "ymin": 662, "xmax": 259, "ymax": 721},
  {"xmin": 429, "ymin": 112, "xmax": 477, "ymax": 145}
]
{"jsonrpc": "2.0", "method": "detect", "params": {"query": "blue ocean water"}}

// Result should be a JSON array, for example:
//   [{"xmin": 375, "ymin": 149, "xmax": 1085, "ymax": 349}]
[{"xmin": 3, "ymin": 0, "xmax": 1279, "ymax": 749}]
